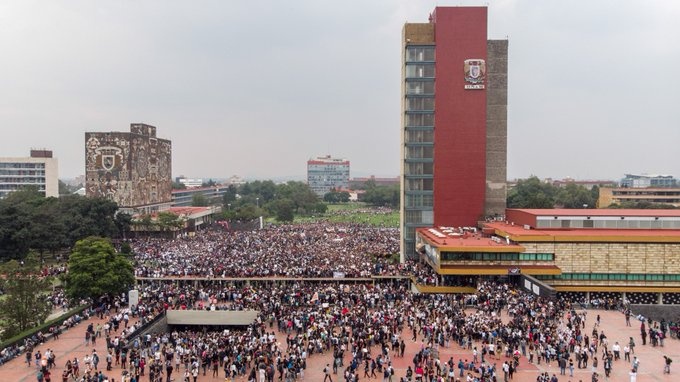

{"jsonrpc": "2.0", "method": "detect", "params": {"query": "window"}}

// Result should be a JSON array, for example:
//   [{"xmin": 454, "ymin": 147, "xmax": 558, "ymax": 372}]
[
  {"xmin": 406, "ymin": 114, "xmax": 434, "ymax": 127},
  {"xmin": 404, "ymin": 162, "xmax": 433, "ymax": 175},
  {"xmin": 406, "ymin": 178, "xmax": 433, "ymax": 191},
  {"xmin": 518, "ymin": 253, "xmax": 554, "ymax": 261},
  {"xmin": 405, "ymin": 194, "xmax": 433, "ymax": 208},
  {"xmin": 405, "ymin": 46, "xmax": 435, "ymax": 62},
  {"xmin": 405, "ymin": 210, "xmax": 423, "ymax": 223},
  {"xmin": 406, "ymin": 97, "xmax": 435, "ymax": 111},
  {"xmin": 405, "ymin": 130, "xmax": 434, "ymax": 144},
  {"xmin": 405, "ymin": 64, "xmax": 435, "ymax": 78},
  {"xmin": 406, "ymin": 81, "xmax": 435, "ymax": 95},
  {"xmin": 405, "ymin": 146, "xmax": 434, "ymax": 160}
]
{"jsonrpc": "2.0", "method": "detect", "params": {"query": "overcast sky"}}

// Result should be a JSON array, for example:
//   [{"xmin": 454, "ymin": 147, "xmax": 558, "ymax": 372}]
[{"xmin": 1, "ymin": 1, "xmax": 678, "ymax": 181}]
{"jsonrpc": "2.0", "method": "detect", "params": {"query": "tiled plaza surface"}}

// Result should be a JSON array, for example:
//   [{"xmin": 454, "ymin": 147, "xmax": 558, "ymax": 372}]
[{"xmin": 2, "ymin": 309, "xmax": 680, "ymax": 382}]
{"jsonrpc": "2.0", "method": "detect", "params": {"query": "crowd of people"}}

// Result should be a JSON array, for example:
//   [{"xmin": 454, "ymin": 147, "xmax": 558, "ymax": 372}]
[
  {"xmin": 4, "ymin": 218, "xmax": 677, "ymax": 382},
  {"xmin": 49, "ymin": 278, "xmax": 571, "ymax": 382},
  {"xmin": 132, "ymin": 224, "xmax": 404, "ymax": 279}
]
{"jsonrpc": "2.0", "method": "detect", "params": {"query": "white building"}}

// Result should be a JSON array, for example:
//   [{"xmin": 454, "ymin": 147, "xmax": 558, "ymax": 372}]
[
  {"xmin": 307, "ymin": 155, "xmax": 350, "ymax": 196},
  {"xmin": 0, "ymin": 150, "xmax": 59, "ymax": 199}
]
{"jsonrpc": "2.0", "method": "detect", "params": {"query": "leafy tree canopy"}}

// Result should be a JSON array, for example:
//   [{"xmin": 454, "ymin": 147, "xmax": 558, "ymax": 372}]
[
  {"xmin": 507, "ymin": 176, "xmax": 599, "ymax": 209},
  {"xmin": 0, "ymin": 253, "xmax": 52, "ymax": 339},
  {"xmin": 361, "ymin": 184, "xmax": 400, "ymax": 208},
  {"xmin": 62, "ymin": 237, "xmax": 135, "ymax": 301},
  {"xmin": 324, "ymin": 189, "xmax": 351, "ymax": 204}
]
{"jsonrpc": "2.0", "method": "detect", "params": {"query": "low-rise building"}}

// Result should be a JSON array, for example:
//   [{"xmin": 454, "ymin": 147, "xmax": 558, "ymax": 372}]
[
  {"xmin": 598, "ymin": 187, "xmax": 680, "ymax": 208},
  {"xmin": 0, "ymin": 150, "xmax": 58, "ymax": 199},
  {"xmin": 416, "ymin": 208, "xmax": 680, "ymax": 304}
]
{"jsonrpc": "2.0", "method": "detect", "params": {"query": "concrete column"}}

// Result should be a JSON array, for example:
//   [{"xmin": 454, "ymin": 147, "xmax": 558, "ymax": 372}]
[
  {"xmin": 622, "ymin": 292, "xmax": 627, "ymax": 303},
  {"xmin": 586, "ymin": 292, "xmax": 591, "ymax": 308},
  {"xmin": 659, "ymin": 292, "xmax": 664, "ymax": 305}
]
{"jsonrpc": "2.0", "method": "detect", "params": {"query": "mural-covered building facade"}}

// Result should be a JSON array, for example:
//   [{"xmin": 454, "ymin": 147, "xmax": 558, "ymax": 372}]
[{"xmin": 85, "ymin": 123, "xmax": 172, "ymax": 214}]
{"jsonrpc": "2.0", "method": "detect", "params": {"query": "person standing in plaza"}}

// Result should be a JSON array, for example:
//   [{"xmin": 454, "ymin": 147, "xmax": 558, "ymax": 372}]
[
  {"xmin": 612, "ymin": 341, "xmax": 620, "ymax": 360},
  {"xmin": 323, "ymin": 364, "xmax": 332, "ymax": 382},
  {"xmin": 629, "ymin": 337, "xmax": 636, "ymax": 355},
  {"xmin": 629, "ymin": 368, "xmax": 637, "ymax": 382},
  {"xmin": 663, "ymin": 355, "xmax": 672, "ymax": 374}
]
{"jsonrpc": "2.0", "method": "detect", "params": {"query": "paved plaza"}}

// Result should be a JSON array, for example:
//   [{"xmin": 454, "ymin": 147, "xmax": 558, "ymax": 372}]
[{"xmin": 2, "ymin": 308, "xmax": 680, "ymax": 382}]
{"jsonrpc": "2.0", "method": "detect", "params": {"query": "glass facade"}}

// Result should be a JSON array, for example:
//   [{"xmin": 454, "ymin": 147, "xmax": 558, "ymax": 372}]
[
  {"xmin": 0, "ymin": 162, "xmax": 47, "ymax": 198},
  {"xmin": 307, "ymin": 159, "xmax": 350, "ymax": 197},
  {"xmin": 402, "ymin": 45, "xmax": 435, "ymax": 258},
  {"xmin": 537, "ymin": 273, "xmax": 680, "ymax": 282},
  {"xmin": 440, "ymin": 252, "xmax": 554, "ymax": 262}
]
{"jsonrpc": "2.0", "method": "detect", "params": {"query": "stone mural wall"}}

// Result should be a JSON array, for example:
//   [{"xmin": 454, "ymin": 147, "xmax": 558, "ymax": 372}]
[{"xmin": 85, "ymin": 124, "xmax": 171, "ymax": 209}]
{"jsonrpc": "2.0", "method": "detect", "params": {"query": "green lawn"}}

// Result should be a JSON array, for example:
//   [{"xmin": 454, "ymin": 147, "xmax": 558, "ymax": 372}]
[{"xmin": 290, "ymin": 203, "xmax": 399, "ymax": 227}]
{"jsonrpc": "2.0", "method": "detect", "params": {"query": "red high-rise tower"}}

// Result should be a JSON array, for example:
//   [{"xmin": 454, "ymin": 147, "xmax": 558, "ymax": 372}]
[{"xmin": 400, "ymin": 7, "xmax": 507, "ymax": 260}]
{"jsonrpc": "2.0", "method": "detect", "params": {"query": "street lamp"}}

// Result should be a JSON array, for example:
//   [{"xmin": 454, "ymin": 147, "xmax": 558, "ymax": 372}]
[
  {"xmin": 256, "ymin": 197, "xmax": 260, "ymax": 208},
  {"xmin": 227, "ymin": 203, "xmax": 231, "ymax": 211}
]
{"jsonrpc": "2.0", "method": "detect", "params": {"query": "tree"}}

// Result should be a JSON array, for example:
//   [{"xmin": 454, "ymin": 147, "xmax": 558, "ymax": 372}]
[
  {"xmin": 555, "ymin": 183, "xmax": 597, "ymax": 208},
  {"xmin": 362, "ymin": 184, "xmax": 400, "ymax": 208},
  {"xmin": 276, "ymin": 181, "xmax": 320, "ymax": 214},
  {"xmin": 271, "ymin": 199, "xmax": 295, "ymax": 222},
  {"xmin": 58, "ymin": 195, "xmax": 121, "ymax": 244},
  {"xmin": 0, "ymin": 254, "xmax": 52, "ymax": 339},
  {"xmin": 192, "ymin": 193, "xmax": 209, "ymax": 207},
  {"xmin": 58, "ymin": 180, "xmax": 72, "ymax": 195},
  {"xmin": 0, "ymin": 188, "xmax": 45, "ymax": 259},
  {"xmin": 222, "ymin": 185, "xmax": 237, "ymax": 206},
  {"xmin": 508, "ymin": 177, "xmax": 600, "ymax": 209},
  {"xmin": 324, "ymin": 189, "xmax": 351, "ymax": 204},
  {"xmin": 507, "ymin": 176, "xmax": 556, "ymax": 208},
  {"xmin": 202, "ymin": 179, "xmax": 217, "ymax": 187},
  {"xmin": 114, "ymin": 212, "xmax": 133, "ymax": 239},
  {"xmin": 62, "ymin": 237, "xmax": 135, "ymax": 301},
  {"xmin": 157, "ymin": 212, "xmax": 185, "ymax": 231},
  {"xmin": 14, "ymin": 197, "xmax": 66, "ymax": 263},
  {"xmin": 172, "ymin": 181, "xmax": 187, "ymax": 190}
]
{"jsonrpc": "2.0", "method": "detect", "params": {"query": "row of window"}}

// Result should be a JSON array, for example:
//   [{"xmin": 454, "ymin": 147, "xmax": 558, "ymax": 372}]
[
  {"xmin": 405, "ymin": 130, "xmax": 434, "ymax": 144},
  {"xmin": 404, "ymin": 209, "xmax": 434, "ymax": 224},
  {"xmin": 406, "ymin": 113, "xmax": 434, "ymax": 127},
  {"xmin": 440, "ymin": 252, "xmax": 555, "ymax": 262},
  {"xmin": 0, "ymin": 170, "xmax": 46, "ymax": 176},
  {"xmin": 405, "ymin": 193, "xmax": 434, "ymax": 208},
  {"xmin": 0, "ymin": 163, "xmax": 45, "ymax": 169},
  {"xmin": 0, "ymin": 178, "xmax": 46, "ymax": 184},
  {"xmin": 537, "ymin": 273, "xmax": 680, "ymax": 282},
  {"xmin": 405, "ymin": 146, "xmax": 434, "ymax": 160},
  {"xmin": 405, "ymin": 178, "xmax": 434, "ymax": 191},
  {"xmin": 404, "ymin": 162, "xmax": 434, "ymax": 176}
]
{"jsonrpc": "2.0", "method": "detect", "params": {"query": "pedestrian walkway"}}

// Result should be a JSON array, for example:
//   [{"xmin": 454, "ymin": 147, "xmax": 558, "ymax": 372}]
[
  {"xmin": 2, "ymin": 309, "xmax": 679, "ymax": 382},
  {"xmin": 0, "ymin": 314, "xmax": 137, "ymax": 382}
]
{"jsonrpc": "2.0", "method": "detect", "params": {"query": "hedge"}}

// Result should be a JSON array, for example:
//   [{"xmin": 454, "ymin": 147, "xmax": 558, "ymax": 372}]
[{"xmin": 0, "ymin": 305, "xmax": 89, "ymax": 350}]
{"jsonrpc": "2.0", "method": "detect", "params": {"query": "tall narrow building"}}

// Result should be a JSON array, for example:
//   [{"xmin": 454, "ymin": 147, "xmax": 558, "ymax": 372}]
[{"xmin": 400, "ymin": 7, "xmax": 507, "ymax": 260}]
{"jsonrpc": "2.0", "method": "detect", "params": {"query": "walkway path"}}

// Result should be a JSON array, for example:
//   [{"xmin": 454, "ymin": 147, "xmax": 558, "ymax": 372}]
[{"xmin": 2, "ymin": 309, "xmax": 679, "ymax": 381}]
